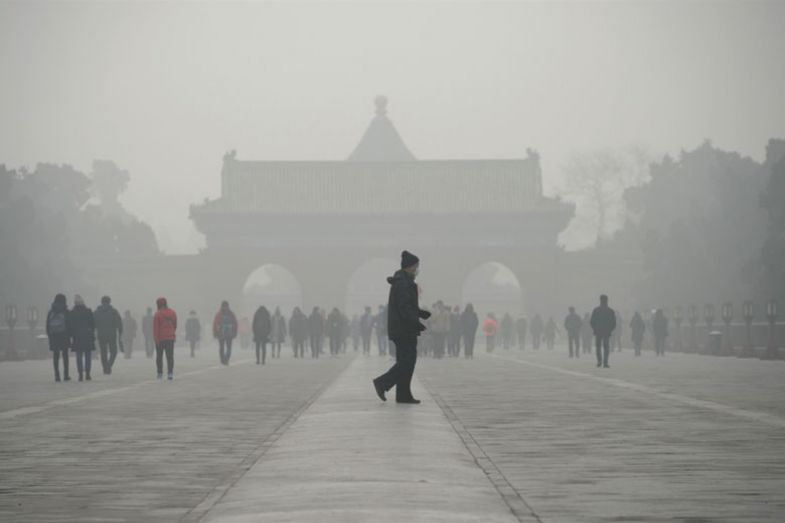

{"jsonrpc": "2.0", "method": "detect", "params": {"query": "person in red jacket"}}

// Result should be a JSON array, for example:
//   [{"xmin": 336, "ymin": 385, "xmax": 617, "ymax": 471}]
[
  {"xmin": 153, "ymin": 297, "xmax": 178, "ymax": 380},
  {"xmin": 213, "ymin": 301, "xmax": 238, "ymax": 365}
]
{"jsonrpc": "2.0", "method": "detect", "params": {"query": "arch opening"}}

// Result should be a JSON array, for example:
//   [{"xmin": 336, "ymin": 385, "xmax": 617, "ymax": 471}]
[
  {"xmin": 241, "ymin": 264, "xmax": 303, "ymax": 317},
  {"xmin": 461, "ymin": 262, "xmax": 523, "ymax": 318},
  {"xmin": 345, "ymin": 258, "xmax": 398, "ymax": 316}
]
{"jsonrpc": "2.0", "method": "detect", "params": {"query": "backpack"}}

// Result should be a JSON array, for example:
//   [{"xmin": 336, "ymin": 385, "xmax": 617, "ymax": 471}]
[
  {"xmin": 220, "ymin": 314, "xmax": 234, "ymax": 338},
  {"xmin": 49, "ymin": 312, "xmax": 67, "ymax": 335}
]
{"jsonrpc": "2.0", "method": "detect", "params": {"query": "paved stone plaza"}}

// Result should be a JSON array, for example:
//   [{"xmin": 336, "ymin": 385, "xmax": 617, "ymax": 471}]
[{"xmin": 1, "ymin": 345, "xmax": 784, "ymax": 522}]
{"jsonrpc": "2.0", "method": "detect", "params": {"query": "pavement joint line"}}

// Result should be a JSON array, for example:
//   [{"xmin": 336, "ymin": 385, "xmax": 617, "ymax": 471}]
[
  {"xmin": 420, "ymin": 375, "xmax": 543, "ymax": 523},
  {"xmin": 490, "ymin": 354, "xmax": 785, "ymax": 429},
  {"xmin": 0, "ymin": 358, "xmax": 255, "ymax": 421},
  {"xmin": 182, "ymin": 355, "xmax": 356, "ymax": 523}
]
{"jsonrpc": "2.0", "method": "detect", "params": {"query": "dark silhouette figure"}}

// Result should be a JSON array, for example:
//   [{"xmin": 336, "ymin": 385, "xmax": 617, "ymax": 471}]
[
  {"xmin": 590, "ymin": 295, "xmax": 617, "ymax": 368},
  {"xmin": 213, "ymin": 301, "xmax": 238, "ymax": 365},
  {"xmin": 252, "ymin": 305, "xmax": 271, "ymax": 365},
  {"xmin": 308, "ymin": 307, "xmax": 323, "ymax": 359},
  {"xmin": 290, "ymin": 307, "xmax": 308, "ymax": 359},
  {"xmin": 271, "ymin": 307, "xmax": 286, "ymax": 359},
  {"xmin": 652, "ymin": 309, "xmax": 669, "ymax": 356},
  {"xmin": 185, "ymin": 311, "xmax": 201, "ymax": 358},
  {"xmin": 326, "ymin": 308, "xmax": 343, "ymax": 356},
  {"xmin": 544, "ymin": 317, "xmax": 558, "ymax": 350},
  {"xmin": 121, "ymin": 310, "xmax": 137, "ymax": 359},
  {"xmin": 350, "ymin": 314, "xmax": 360, "ymax": 352},
  {"xmin": 516, "ymin": 315, "xmax": 528, "ymax": 350},
  {"xmin": 630, "ymin": 312, "xmax": 645, "ymax": 356},
  {"xmin": 360, "ymin": 306, "xmax": 374, "ymax": 355},
  {"xmin": 69, "ymin": 295, "xmax": 95, "ymax": 381},
  {"xmin": 142, "ymin": 307, "xmax": 154, "ymax": 358},
  {"xmin": 94, "ymin": 296, "xmax": 123, "ymax": 375},
  {"xmin": 46, "ymin": 293, "xmax": 71, "ymax": 382},
  {"xmin": 530, "ymin": 314, "xmax": 544, "ymax": 350},
  {"xmin": 448, "ymin": 305, "xmax": 462, "ymax": 357},
  {"xmin": 564, "ymin": 307, "xmax": 582, "ymax": 358},
  {"xmin": 373, "ymin": 251, "xmax": 430, "ymax": 404},
  {"xmin": 461, "ymin": 304, "xmax": 479, "ymax": 358},
  {"xmin": 431, "ymin": 302, "xmax": 449, "ymax": 359},
  {"xmin": 153, "ymin": 297, "xmax": 177, "ymax": 379},
  {"xmin": 374, "ymin": 305, "xmax": 388, "ymax": 356}
]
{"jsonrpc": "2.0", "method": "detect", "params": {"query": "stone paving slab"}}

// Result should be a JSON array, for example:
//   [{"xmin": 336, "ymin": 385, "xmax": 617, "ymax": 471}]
[
  {"xmin": 201, "ymin": 356, "xmax": 523, "ymax": 523},
  {"xmin": 417, "ymin": 348, "xmax": 785, "ymax": 523}
]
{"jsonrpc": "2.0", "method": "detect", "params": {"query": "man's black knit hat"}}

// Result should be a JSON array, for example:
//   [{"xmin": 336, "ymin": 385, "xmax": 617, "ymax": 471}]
[{"xmin": 401, "ymin": 250, "xmax": 420, "ymax": 269}]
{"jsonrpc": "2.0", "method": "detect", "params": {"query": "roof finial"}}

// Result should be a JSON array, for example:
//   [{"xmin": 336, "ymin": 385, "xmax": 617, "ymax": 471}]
[{"xmin": 374, "ymin": 95, "xmax": 388, "ymax": 116}]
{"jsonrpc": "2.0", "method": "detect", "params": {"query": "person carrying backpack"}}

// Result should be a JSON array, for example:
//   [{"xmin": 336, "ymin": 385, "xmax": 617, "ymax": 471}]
[
  {"xmin": 213, "ymin": 301, "xmax": 238, "ymax": 365},
  {"xmin": 46, "ymin": 293, "xmax": 71, "ymax": 382}
]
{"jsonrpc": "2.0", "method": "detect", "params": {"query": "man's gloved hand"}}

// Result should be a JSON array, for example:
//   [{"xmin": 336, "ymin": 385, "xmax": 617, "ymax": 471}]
[
  {"xmin": 420, "ymin": 310, "xmax": 431, "ymax": 320},
  {"xmin": 119, "ymin": 340, "xmax": 124, "ymax": 353}
]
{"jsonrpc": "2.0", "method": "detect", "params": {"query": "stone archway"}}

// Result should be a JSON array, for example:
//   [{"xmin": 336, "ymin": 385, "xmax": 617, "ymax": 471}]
[
  {"xmin": 461, "ymin": 261, "xmax": 524, "ymax": 319},
  {"xmin": 345, "ymin": 257, "xmax": 398, "ymax": 316},
  {"xmin": 241, "ymin": 264, "xmax": 303, "ymax": 318}
]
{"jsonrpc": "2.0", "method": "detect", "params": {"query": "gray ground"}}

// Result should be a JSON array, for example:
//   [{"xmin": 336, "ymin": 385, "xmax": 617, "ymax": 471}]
[{"xmin": 1, "ymin": 345, "xmax": 783, "ymax": 522}]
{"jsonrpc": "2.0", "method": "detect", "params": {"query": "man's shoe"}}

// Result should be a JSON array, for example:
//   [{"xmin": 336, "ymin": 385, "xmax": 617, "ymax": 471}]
[
  {"xmin": 396, "ymin": 398, "xmax": 421, "ymax": 404},
  {"xmin": 55, "ymin": 375, "xmax": 61, "ymax": 382},
  {"xmin": 167, "ymin": 373, "xmax": 173, "ymax": 380},
  {"xmin": 603, "ymin": 364, "xmax": 610, "ymax": 368},
  {"xmin": 372, "ymin": 379, "xmax": 386, "ymax": 402},
  {"xmin": 78, "ymin": 375, "xmax": 84, "ymax": 382},
  {"xmin": 64, "ymin": 376, "xmax": 71, "ymax": 382},
  {"xmin": 85, "ymin": 374, "xmax": 91, "ymax": 381},
  {"xmin": 596, "ymin": 361, "xmax": 602, "ymax": 368},
  {"xmin": 157, "ymin": 373, "xmax": 163, "ymax": 380}
]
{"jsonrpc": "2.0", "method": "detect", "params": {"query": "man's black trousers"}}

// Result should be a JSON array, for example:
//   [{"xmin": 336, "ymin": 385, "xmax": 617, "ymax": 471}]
[{"xmin": 375, "ymin": 336, "xmax": 417, "ymax": 401}]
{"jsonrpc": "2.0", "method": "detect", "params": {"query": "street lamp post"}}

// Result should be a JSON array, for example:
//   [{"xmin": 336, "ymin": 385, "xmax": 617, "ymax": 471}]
[
  {"xmin": 688, "ymin": 305, "xmax": 699, "ymax": 353},
  {"xmin": 721, "ymin": 302, "xmax": 733, "ymax": 356},
  {"xmin": 763, "ymin": 300, "xmax": 780, "ymax": 360},
  {"xmin": 27, "ymin": 306, "xmax": 39, "ymax": 357},
  {"xmin": 5, "ymin": 304, "xmax": 18, "ymax": 360},
  {"xmin": 674, "ymin": 306, "xmax": 683, "ymax": 352},
  {"xmin": 703, "ymin": 304, "xmax": 715, "ymax": 354},
  {"xmin": 739, "ymin": 300, "xmax": 755, "ymax": 358}
]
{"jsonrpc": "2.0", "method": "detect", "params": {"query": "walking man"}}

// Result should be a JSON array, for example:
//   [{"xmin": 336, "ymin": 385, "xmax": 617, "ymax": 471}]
[
  {"xmin": 94, "ymin": 296, "xmax": 123, "ymax": 375},
  {"xmin": 373, "ymin": 250, "xmax": 431, "ymax": 404},
  {"xmin": 564, "ymin": 307, "xmax": 582, "ymax": 358},
  {"xmin": 590, "ymin": 294, "xmax": 617, "ymax": 368}
]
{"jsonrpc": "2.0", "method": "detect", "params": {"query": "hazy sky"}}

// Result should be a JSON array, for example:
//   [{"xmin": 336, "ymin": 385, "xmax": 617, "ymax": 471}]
[{"xmin": 1, "ymin": 1, "xmax": 783, "ymax": 253}]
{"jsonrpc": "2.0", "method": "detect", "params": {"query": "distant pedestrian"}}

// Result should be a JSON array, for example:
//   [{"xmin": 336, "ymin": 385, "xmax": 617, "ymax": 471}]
[
  {"xmin": 448, "ymin": 305, "xmax": 462, "ymax": 357},
  {"xmin": 271, "ymin": 307, "xmax": 286, "ymax": 359},
  {"xmin": 564, "ymin": 307, "xmax": 582, "ymax": 358},
  {"xmin": 153, "ymin": 297, "xmax": 177, "ymax": 380},
  {"xmin": 373, "ymin": 250, "xmax": 430, "ymax": 404},
  {"xmin": 483, "ymin": 313, "xmax": 498, "ymax": 353},
  {"xmin": 516, "ymin": 315, "xmax": 528, "ymax": 350},
  {"xmin": 213, "ymin": 301, "xmax": 238, "ymax": 365},
  {"xmin": 590, "ymin": 294, "xmax": 616, "ymax": 368},
  {"xmin": 185, "ymin": 311, "xmax": 201, "ymax": 358},
  {"xmin": 238, "ymin": 316, "xmax": 251, "ymax": 350},
  {"xmin": 544, "ymin": 317, "xmax": 558, "ymax": 350},
  {"xmin": 290, "ymin": 307, "xmax": 307, "ymax": 359},
  {"xmin": 94, "ymin": 296, "xmax": 123, "ymax": 375},
  {"xmin": 69, "ymin": 295, "xmax": 95, "ymax": 381},
  {"xmin": 308, "ymin": 307, "xmax": 323, "ymax": 359},
  {"xmin": 350, "ymin": 314, "xmax": 360, "ymax": 352},
  {"xmin": 580, "ymin": 313, "xmax": 592, "ymax": 355},
  {"xmin": 614, "ymin": 311, "xmax": 624, "ymax": 352},
  {"xmin": 461, "ymin": 303, "xmax": 479, "ymax": 359},
  {"xmin": 630, "ymin": 312, "xmax": 645, "ymax": 356},
  {"xmin": 652, "ymin": 309, "xmax": 669, "ymax": 356},
  {"xmin": 431, "ymin": 302, "xmax": 450, "ymax": 359},
  {"xmin": 360, "ymin": 306, "xmax": 374, "ymax": 356},
  {"xmin": 121, "ymin": 310, "xmax": 137, "ymax": 359},
  {"xmin": 326, "ymin": 308, "xmax": 343, "ymax": 356},
  {"xmin": 142, "ymin": 307, "xmax": 154, "ymax": 358},
  {"xmin": 252, "ymin": 305, "xmax": 271, "ymax": 365},
  {"xmin": 46, "ymin": 293, "xmax": 71, "ymax": 382},
  {"xmin": 500, "ymin": 313, "xmax": 514, "ymax": 350},
  {"xmin": 374, "ymin": 305, "xmax": 388, "ymax": 356}
]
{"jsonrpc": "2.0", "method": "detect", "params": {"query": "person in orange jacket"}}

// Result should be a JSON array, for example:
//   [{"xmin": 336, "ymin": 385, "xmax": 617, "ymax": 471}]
[
  {"xmin": 482, "ymin": 313, "xmax": 498, "ymax": 353},
  {"xmin": 153, "ymin": 297, "xmax": 178, "ymax": 380}
]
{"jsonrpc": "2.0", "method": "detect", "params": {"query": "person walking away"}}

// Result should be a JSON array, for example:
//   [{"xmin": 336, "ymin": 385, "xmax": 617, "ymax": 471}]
[
  {"xmin": 69, "ymin": 295, "xmax": 95, "ymax": 381},
  {"xmin": 360, "ymin": 306, "xmax": 374, "ymax": 356},
  {"xmin": 630, "ymin": 311, "xmax": 645, "ymax": 356},
  {"xmin": 652, "ymin": 309, "xmax": 669, "ymax": 356},
  {"xmin": 530, "ymin": 314, "xmax": 543, "ymax": 350},
  {"xmin": 271, "ymin": 307, "xmax": 286, "ymax": 359},
  {"xmin": 184, "ymin": 311, "xmax": 201, "ymax": 358},
  {"xmin": 308, "ymin": 307, "xmax": 323, "ymax": 359},
  {"xmin": 431, "ymin": 302, "xmax": 450, "ymax": 359},
  {"xmin": 142, "ymin": 307, "xmax": 154, "ymax": 358},
  {"xmin": 581, "ymin": 313, "xmax": 593, "ymax": 355},
  {"xmin": 252, "ymin": 305, "xmax": 271, "ymax": 365},
  {"xmin": 448, "ymin": 305, "xmax": 462, "ymax": 357},
  {"xmin": 121, "ymin": 310, "xmax": 137, "ymax": 359},
  {"xmin": 516, "ymin": 315, "xmax": 528, "ymax": 350},
  {"xmin": 374, "ymin": 305, "xmax": 388, "ymax": 356},
  {"xmin": 544, "ymin": 317, "xmax": 558, "ymax": 350},
  {"xmin": 326, "ymin": 308, "xmax": 343, "ymax": 357},
  {"xmin": 461, "ymin": 303, "xmax": 479, "ymax": 359},
  {"xmin": 46, "ymin": 293, "xmax": 71, "ymax": 382},
  {"xmin": 153, "ymin": 297, "xmax": 177, "ymax": 380},
  {"xmin": 564, "ymin": 307, "xmax": 582, "ymax": 358},
  {"xmin": 590, "ymin": 294, "xmax": 617, "ymax": 368},
  {"xmin": 94, "ymin": 296, "xmax": 123, "ymax": 375},
  {"xmin": 373, "ymin": 250, "xmax": 430, "ymax": 404},
  {"xmin": 483, "ymin": 313, "xmax": 498, "ymax": 353},
  {"xmin": 213, "ymin": 301, "xmax": 238, "ymax": 365},
  {"xmin": 290, "ymin": 307, "xmax": 307, "ymax": 359}
]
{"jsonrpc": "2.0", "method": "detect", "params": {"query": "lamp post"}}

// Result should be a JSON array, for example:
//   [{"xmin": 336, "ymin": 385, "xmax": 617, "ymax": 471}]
[
  {"xmin": 763, "ymin": 300, "xmax": 780, "ymax": 360},
  {"xmin": 739, "ymin": 300, "xmax": 755, "ymax": 358},
  {"xmin": 5, "ymin": 304, "xmax": 18, "ymax": 360},
  {"xmin": 721, "ymin": 302, "xmax": 733, "ymax": 355},
  {"xmin": 27, "ymin": 306, "xmax": 39, "ymax": 357},
  {"xmin": 703, "ymin": 304, "xmax": 715, "ymax": 354},
  {"xmin": 673, "ymin": 306, "xmax": 683, "ymax": 352},
  {"xmin": 688, "ymin": 305, "xmax": 699, "ymax": 352}
]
